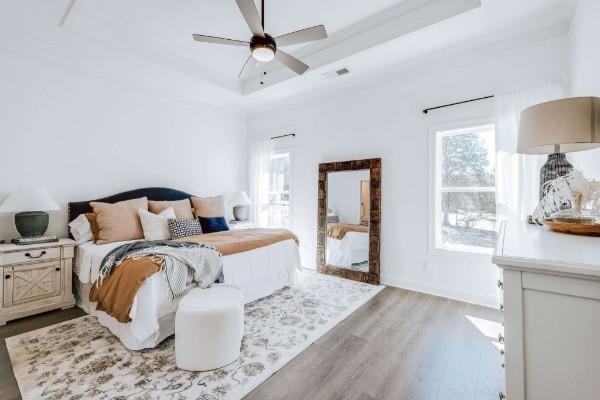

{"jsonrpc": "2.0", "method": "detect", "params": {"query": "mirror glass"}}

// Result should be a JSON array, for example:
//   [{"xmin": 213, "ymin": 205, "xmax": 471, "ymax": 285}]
[{"xmin": 326, "ymin": 170, "xmax": 370, "ymax": 272}]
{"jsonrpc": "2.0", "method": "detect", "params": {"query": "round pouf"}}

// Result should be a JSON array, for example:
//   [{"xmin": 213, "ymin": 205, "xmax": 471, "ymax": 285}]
[{"xmin": 175, "ymin": 285, "xmax": 244, "ymax": 371}]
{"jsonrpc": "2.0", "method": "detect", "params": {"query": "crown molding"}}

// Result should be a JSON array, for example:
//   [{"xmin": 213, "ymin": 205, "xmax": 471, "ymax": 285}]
[
  {"xmin": 244, "ymin": 8, "xmax": 571, "ymax": 120},
  {"xmin": 0, "ymin": 44, "xmax": 247, "ymax": 120}
]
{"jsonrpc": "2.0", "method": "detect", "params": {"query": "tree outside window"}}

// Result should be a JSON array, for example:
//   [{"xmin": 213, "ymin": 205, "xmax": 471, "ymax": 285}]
[{"xmin": 434, "ymin": 124, "xmax": 497, "ymax": 253}]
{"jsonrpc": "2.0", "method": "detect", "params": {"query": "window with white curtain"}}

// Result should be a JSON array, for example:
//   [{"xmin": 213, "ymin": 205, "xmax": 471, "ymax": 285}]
[
  {"xmin": 432, "ymin": 123, "xmax": 497, "ymax": 253},
  {"xmin": 266, "ymin": 148, "xmax": 292, "ymax": 228}
]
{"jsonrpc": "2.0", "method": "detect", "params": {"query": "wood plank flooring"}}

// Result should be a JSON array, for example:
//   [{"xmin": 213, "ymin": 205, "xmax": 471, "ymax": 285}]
[{"xmin": 0, "ymin": 287, "xmax": 503, "ymax": 400}]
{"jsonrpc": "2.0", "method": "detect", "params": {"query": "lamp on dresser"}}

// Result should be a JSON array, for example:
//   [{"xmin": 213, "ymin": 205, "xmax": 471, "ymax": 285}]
[
  {"xmin": 0, "ymin": 186, "xmax": 60, "ymax": 239},
  {"xmin": 518, "ymin": 96, "xmax": 600, "ymax": 200}
]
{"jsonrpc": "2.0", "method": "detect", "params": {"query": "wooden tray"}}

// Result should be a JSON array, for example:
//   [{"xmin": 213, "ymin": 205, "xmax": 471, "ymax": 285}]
[{"xmin": 544, "ymin": 219, "xmax": 600, "ymax": 236}]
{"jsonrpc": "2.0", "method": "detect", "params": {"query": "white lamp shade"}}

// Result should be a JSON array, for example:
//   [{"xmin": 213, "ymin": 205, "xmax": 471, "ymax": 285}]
[
  {"xmin": 518, "ymin": 96, "xmax": 600, "ymax": 154},
  {"xmin": 229, "ymin": 191, "xmax": 251, "ymax": 206},
  {"xmin": 0, "ymin": 186, "xmax": 60, "ymax": 213}
]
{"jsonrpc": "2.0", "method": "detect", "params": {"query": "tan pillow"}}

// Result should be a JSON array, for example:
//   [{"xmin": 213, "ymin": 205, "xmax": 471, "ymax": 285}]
[
  {"xmin": 191, "ymin": 195, "xmax": 226, "ymax": 218},
  {"xmin": 90, "ymin": 197, "xmax": 148, "ymax": 244},
  {"xmin": 85, "ymin": 213, "xmax": 100, "ymax": 243},
  {"xmin": 148, "ymin": 199, "xmax": 193, "ymax": 220}
]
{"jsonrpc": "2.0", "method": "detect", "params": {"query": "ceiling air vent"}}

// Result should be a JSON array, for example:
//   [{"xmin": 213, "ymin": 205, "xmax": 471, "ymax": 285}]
[{"xmin": 322, "ymin": 68, "xmax": 350, "ymax": 80}]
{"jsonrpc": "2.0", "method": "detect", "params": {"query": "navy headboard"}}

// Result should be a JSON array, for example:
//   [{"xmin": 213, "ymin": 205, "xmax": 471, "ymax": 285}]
[{"xmin": 67, "ymin": 187, "xmax": 194, "ymax": 224}]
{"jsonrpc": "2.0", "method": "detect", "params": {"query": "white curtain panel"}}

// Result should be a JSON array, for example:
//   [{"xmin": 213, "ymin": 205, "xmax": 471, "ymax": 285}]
[
  {"xmin": 249, "ymin": 139, "xmax": 272, "ymax": 227},
  {"xmin": 494, "ymin": 83, "xmax": 564, "ymax": 221}
]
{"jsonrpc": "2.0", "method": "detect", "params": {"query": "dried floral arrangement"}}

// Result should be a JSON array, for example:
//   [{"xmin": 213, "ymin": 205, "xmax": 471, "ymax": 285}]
[{"xmin": 532, "ymin": 170, "xmax": 600, "ymax": 224}]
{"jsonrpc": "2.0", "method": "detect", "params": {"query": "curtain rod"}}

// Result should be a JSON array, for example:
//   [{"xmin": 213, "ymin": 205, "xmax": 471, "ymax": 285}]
[
  {"xmin": 422, "ymin": 95, "xmax": 494, "ymax": 114},
  {"xmin": 270, "ymin": 133, "xmax": 296, "ymax": 140}
]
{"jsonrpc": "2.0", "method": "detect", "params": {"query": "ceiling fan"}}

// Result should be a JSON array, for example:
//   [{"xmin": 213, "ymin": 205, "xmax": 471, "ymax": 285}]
[{"xmin": 192, "ymin": 0, "xmax": 328, "ymax": 79}]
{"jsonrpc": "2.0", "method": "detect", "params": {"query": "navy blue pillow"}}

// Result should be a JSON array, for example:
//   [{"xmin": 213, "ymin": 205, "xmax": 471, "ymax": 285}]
[{"xmin": 198, "ymin": 216, "xmax": 230, "ymax": 233}]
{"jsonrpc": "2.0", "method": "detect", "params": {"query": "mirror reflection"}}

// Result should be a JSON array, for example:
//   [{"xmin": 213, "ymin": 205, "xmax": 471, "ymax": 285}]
[{"xmin": 326, "ymin": 170, "xmax": 370, "ymax": 272}]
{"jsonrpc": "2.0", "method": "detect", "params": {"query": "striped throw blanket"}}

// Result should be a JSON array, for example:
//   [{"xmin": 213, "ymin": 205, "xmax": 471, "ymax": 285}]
[{"xmin": 98, "ymin": 240, "xmax": 222, "ymax": 299}]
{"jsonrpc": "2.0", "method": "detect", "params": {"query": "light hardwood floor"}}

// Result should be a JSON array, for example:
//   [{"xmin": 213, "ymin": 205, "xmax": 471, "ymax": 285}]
[{"xmin": 0, "ymin": 287, "xmax": 503, "ymax": 400}]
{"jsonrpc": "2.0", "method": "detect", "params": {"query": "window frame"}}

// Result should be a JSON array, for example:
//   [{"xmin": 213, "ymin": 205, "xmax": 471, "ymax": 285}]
[
  {"xmin": 266, "ymin": 145, "xmax": 293, "ymax": 229},
  {"xmin": 428, "ymin": 118, "xmax": 496, "ymax": 257}
]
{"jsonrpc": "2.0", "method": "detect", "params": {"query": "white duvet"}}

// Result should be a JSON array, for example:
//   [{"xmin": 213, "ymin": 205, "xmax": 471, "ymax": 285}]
[{"xmin": 74, "ymin": 239, "xmax": 301, "ymax": 350}]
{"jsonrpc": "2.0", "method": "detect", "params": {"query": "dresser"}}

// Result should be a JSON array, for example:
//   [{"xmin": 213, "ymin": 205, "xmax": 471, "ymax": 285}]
[
  {"xmin": 0, "ymin": 239, "xmax": 76, "ymax": 325},
  {"xmin": 493, "ymin": 221, "xmax": 600, "ymax": 400}
]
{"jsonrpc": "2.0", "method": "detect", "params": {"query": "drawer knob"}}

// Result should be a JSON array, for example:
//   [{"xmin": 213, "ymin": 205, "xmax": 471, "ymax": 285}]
[
  {"xmin": 498, "ymin": 333, "xmax": 505, "ymax": 343},
  {"xmin": 499, "ymin": 392, "xmax": 506, "ymax": 400},
  {"xmin": 500, "ymin": 348, "xmax": 505, "ymax": 356},
  {"xmin": 25, "ymin": 250, "xmax": 46, "ymax": 259},
  {"xmin": 5, "ymin": 274, "xmax": 11, "ymax": 280},
  {"xmin": 55, "ymin": 267, "xmax": 61, "ymax": 271},
  {"xmin": 499, "ymin": 304, "xmax": 504, "ymax": 312},
  {"xmin": 497, "ymin": 279, "xmax": 503, "ymax": 289}
]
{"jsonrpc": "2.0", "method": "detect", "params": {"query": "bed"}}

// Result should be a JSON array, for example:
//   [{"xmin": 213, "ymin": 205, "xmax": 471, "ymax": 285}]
[
  {"xmin": 326, "ymin": 223, "xmax": 369, "ymax": 268},
  {"xmin": 68, "ymin": 187, "xmax": 301, "ymax": 350}
]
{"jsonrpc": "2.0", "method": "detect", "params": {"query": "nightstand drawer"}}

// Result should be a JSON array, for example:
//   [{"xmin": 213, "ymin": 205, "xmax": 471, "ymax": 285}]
[
  {"xmin": 3, "ymin": 261, "xmax": 62, "ymax": 307},
  {"xmin": 1, "ymin": 247, "xmax": 60, "ymax": 266}
]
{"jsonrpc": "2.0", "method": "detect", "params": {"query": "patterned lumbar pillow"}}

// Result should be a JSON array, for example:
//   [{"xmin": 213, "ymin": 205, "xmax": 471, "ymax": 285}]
[
  {"xmin": 139, "ymin": 207, "xmax": 176, "ymax": 241},
  {"xmin": 167, "ymin": 218, "xmax": 203, "ymax": 240},
  {"xmin": 326, "ymin": 215, "xmax": 339, "ymax": 224}
]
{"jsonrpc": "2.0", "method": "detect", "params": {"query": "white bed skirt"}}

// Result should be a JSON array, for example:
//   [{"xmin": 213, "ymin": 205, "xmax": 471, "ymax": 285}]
[{"xmin": 75, "ymin": 239, "xmax": 301, "ymax": 350}]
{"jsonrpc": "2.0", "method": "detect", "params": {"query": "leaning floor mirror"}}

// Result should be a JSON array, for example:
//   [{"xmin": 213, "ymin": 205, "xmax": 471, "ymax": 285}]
[{"xmin": 317, "ymin": 158, "xmax": 381, "ymax": 284}]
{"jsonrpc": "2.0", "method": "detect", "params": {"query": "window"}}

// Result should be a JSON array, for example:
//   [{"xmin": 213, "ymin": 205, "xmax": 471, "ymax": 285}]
[
  {"xmin": 432, "ymin": 123, "xmax": 497, "ymax": 253},
  {"xmin": 266, "ymin": 149, "xmax": 291, "ymax": 228}
]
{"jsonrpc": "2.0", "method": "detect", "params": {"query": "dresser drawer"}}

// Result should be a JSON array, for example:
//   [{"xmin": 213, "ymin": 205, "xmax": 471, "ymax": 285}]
[
  {"xmin": 0, "ymin": 247, "xmax": 61, "ymax": 266},
  {"xmin": 3, "ymin": 261, "xmax": 62, "ymax": 307}
]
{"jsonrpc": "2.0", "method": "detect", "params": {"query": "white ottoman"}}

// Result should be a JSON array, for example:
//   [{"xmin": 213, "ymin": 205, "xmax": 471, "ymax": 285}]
[{"xmin": 175, "ymin": 284, "xmax": 244, "ymax": 371}]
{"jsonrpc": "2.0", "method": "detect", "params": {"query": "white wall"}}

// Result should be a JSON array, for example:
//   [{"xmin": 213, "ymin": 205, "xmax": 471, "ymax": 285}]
[
  {"xmin": 328, "ymin": 170, "xmax": 370, "ymax": 224},
  {"xmin": 568, "ymin": 0, "xmax": 600, "ymax": 179},
  {"xmin": 248, "ymin": 35, "xmax": 569, "ymax": 307},
  {"xmin": 0, "ymin": 49, "xmax": 247, "ymax": 240}
]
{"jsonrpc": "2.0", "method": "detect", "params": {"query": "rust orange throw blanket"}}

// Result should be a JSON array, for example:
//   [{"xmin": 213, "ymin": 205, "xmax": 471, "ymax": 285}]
[
  {"xmin": 327, "ymin": 223, "xmax": 368, "ymax": 240},
  {"xmin": 90, "ymin": 228, "xmax": 299, "ymax": 322},
  {"xmin": 89, "ymin": 257, "xmax": 161, "ymax": 323}
]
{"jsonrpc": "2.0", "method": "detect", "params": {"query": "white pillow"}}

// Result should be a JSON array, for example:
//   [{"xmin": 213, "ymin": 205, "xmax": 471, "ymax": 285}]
[
  {"xmin": 138, "ymin": 207, "xmax": 176, "ymax": 241},
  {"xmin": 68, "ymin": 214, "xmax": 93, "ymax": 243}
]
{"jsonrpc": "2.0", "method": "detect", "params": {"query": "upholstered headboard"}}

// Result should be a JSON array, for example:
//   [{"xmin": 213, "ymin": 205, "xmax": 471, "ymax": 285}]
[{"xmin": 67, "ymin": 187, "xmax": 194, "ymax": 224}]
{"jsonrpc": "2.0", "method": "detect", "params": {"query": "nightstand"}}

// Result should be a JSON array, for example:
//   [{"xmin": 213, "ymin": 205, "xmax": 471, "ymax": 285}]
[
  {"xmin": 228, "ymin": 220, "xmax": 257, "ymax": 230},
  {"xmin": 0, "ymin": 239, "xmax": 76, "ymax": 325}
]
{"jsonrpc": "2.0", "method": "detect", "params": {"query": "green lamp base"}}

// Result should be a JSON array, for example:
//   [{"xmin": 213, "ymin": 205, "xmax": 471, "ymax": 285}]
[{"xmin": 15, "ymin": 211, "xmax": 49, "ymax": 237}]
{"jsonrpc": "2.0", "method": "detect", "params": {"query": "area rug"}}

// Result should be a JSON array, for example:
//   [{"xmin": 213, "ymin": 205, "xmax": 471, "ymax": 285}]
[{"xmin": 6, "ymin": 271, "xmax": 383, "ymax": 400}]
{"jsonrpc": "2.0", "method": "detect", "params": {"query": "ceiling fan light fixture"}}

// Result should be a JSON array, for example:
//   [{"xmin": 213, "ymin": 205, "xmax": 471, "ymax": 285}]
[{"xmin": 252, "ymin": 45, "xmax": 275, "ymax": 62}]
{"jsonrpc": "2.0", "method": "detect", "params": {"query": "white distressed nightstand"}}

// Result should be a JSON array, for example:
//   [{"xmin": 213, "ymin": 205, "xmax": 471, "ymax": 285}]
[
  {"xmin": 0, "ymin": 239, "xmax": 76, "ymax": 325},
  {"xmin": 228, "ymin": 221, "xmax": 256, "ymax": 230}
]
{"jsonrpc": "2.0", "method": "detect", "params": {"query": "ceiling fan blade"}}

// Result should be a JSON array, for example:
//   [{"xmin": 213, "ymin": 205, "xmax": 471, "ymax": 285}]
[
  {"xmin": 192, "ymin": 34, "xmax": 249, "ymax": 47},
  {"xmin": 238, "ymin": 54, "xmax": 258, "ymax": 79},
  {"xmin": 235, "ymin": 0, "xmax": 264, "ymax": 37},
  {"xmin": 275, "ymin": 50, "xmax": 309, "ymax": 75},
  {"xmin": 275, "ymin": 25, "xmax": 328, "ymax": 46}
]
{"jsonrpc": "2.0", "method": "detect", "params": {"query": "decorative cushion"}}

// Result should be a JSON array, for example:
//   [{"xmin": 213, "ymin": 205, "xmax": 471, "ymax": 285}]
[
  {"xmin": 90, "ymin": 197, "xmax": 148, "ymax": 245},
  {"xmin": 167, "ymin": 218, "xmax": 203, "ymax": 240},
  {"xmin": 85, "ymin": 213, "xmax": 100, "ymax": 242},
  {"xmin": 139, "ymin": 207, "xmax": 176, "ymax": 241},
  {"xmin": 148, "ymin": 199, "xmax": 194, "ymax": 220},
  {"xmin": 68, "ymin": 214, "xmax": 93, "ymax": 243},
  {"xmin": 326, "ymin": 215, "xmax": 340, "ymax": 224},
  {"xmin": 198, "ymin": 216, "xmax": 230, "ymax": 234},
  {"xmin": 191, "ymin": 196, "xmax": 226, "ymax": 218}
]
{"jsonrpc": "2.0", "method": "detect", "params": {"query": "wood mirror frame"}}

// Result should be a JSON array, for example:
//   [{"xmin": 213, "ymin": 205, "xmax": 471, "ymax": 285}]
[{"xmin": 317, "ymin": 158, "xmax": 381, "ymax": 284}]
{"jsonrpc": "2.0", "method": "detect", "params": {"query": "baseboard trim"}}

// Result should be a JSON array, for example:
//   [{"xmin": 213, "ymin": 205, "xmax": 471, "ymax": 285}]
[{"xmin": 381, "ymin": 275, "xmax": 499, "ymax": 309}]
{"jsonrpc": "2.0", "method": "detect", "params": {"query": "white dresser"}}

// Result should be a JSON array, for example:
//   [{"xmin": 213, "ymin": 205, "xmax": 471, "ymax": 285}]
[{"xmin": 493, "ymin": 221, "xmax": 600, "ymax": 400}]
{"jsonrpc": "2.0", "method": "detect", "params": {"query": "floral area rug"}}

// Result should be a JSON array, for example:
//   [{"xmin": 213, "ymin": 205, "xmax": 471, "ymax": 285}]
[{"xmin": 6, "ymin": 271, "xmax": 383, "ymax": 400}]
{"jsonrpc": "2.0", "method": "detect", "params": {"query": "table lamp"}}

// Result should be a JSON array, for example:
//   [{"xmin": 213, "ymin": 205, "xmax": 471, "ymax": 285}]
[
  {"xmin": 518, "ymin": 97, "xmax": 600, "ymax": 200},
  {"xmin": 0, "ymin": 186, "xmax": 60, "ymax": 237},
  {"xmin": 229, "ymin": 191, "xmax": 252, "ymax": 221}
]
